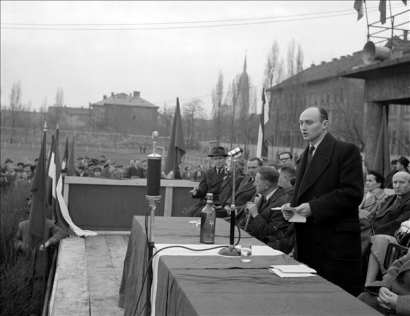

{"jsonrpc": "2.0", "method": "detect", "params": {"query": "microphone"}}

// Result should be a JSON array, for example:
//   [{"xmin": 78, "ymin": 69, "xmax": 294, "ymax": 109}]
[{"xmin": 228, "ymin": 147, "xmax": 243, "ymax": 159}]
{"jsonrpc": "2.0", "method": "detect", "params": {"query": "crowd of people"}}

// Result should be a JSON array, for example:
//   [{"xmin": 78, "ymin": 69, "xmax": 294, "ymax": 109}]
[{"xmin": 2, "ymin": 105, "xmax": 410, "ymax": 315}]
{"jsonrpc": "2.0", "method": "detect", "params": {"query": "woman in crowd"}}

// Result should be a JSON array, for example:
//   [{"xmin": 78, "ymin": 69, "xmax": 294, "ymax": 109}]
[{"xmin": 359, "ymin": 170, "xmax": 388, "ymax": 218}]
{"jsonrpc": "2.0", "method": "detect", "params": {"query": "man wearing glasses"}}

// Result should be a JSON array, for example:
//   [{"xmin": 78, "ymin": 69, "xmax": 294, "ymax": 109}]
[{"xmin": 278, "ymin": 151, "xmax": 293, "ymax": 165}]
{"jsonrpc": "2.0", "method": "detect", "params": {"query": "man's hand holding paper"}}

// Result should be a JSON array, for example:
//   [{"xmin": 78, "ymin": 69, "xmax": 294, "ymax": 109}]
[{"xmin": 280, "ymin": 203, "xmax": 309, "ymax": 223}]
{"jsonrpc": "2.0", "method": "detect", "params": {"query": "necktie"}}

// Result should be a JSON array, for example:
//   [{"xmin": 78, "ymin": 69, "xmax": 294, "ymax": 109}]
[
  {"xmin": 258, "ymin": 195, "xmax": 266, "ymax": 209},
  {"xmin": 248, "ymin": 177, "xmax": 254, "ymax": 184},
  {"xmin": 307, "ymin": 145, "xmax": 315, "ymax": 165}
]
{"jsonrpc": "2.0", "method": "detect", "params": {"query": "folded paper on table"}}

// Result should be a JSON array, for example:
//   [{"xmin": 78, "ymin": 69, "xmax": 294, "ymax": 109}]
[
  {"xmin": 269, "ymin": 268, "xmax": 316, "ymax": 278},
  {"xmin": 270, "ymin": 264, "xmax": 317, "ymax": 274}
]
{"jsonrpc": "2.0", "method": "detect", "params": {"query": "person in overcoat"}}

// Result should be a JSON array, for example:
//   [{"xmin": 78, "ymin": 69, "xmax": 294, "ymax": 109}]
[
  {"xmin": 359, "ymin": 249, "xmax": 410, "ymax": 316},
  {"xmin": 282, "ymin": 107, "xmax": 364, "ymax": 296},
  {"xmin": 186, "ymin": 147, "xmax": 228, "ymax": 217}
]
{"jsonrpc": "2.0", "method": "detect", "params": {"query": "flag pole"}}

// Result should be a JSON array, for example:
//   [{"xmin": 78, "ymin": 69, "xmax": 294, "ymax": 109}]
[{"xmin": 41, "ymin": 121, "xmax": 48, "ymax": 313}]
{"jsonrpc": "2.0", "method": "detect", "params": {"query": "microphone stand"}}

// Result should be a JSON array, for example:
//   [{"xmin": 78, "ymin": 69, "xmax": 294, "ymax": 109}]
[{"xmin": 218, "ymin": 148, "xmax": 242, "ymax": 256}]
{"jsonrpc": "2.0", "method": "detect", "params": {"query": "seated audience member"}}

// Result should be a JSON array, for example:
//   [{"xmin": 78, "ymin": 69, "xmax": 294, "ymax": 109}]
[
  {"xmin": 92, "ymin": 166, "xmax": 103, "ymax": 178},
  {"xmin": 75, "ymin": 163, "xmax": 88, "ymax": 177},
  {"xmin": 365, "ymin": 220, "xmax": 410, "ymax": 287},
  {"xmin": 278, "ymin": 151, "xmax": 293, "ymax": 166},
  {"xmin": 240, "ymin": 166, "xmax": 289, "ymax": 242},
  {"xmin": 359, "ymin": 170, "xmax": 388, "ymax": 218},
  {"xmin": 277, "ymin": 163, "xmax": 296, "ymax": 198},
  {"xmin": 371, "ymin": 172, "xmax": 410, "ymax": 236},
  {"xmin": 186, "ymin": 147, "xmax": 228, "ymax": 217},
  {"xmin": 217, "ymin": 158, "xmax": 245, "ymax": 216},
  {"xmin": 358, "ymin": 249, "xmax": 410, "ymax": 316},
  {"xmin": 397, "ymin": 156, "xmax": 410, "ymax": 174},
  {"xmin": 224, "ymin": 157, "xmax": 263, "ymax": 216}
]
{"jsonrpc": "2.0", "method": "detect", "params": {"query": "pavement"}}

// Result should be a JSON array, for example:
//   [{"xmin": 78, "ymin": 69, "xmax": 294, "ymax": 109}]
[{"xmin": 50, "ymin": 235, "xmax": 129, "ymax": 316}]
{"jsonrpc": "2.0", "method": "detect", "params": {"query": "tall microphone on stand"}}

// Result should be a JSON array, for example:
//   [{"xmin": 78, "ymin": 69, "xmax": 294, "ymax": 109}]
[
  {"xmin": 146, "ymin": 131, "xmax": 161, "ymax": 314},
  {"xmin": 218, "ymin": 147, "xmax": 243, "ymax": 256}
]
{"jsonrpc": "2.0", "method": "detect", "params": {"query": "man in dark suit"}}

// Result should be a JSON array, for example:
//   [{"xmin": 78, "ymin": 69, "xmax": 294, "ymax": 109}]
[
  {"xmin": 243, "ymin": 166, "xmax": 289, "ymax": 242},
  {"xmin": 223, "ymin": 157, "xmax": 263, "ymax": 214},
  {"xmin": 371, "ymin": 171, "xmax": 410, "ymax": 236},
  {"xmin": 282, "ymin": 106, "xmax": 364, "ymax": 296},
  {"xmin": 186, "ymin": 147, "xmax": 228, "ymax": 217}
]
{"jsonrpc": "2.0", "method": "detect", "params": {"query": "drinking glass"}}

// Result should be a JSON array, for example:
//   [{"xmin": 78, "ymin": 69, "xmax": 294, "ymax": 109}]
[{"xmin": 241, "ymin": 244, "xmax": 252, "ymax": 262}]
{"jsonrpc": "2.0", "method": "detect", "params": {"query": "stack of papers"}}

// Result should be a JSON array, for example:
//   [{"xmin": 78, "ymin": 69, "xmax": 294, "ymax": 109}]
[{"xmin": 269, "ymin": 264, "xmax": 317, "ymax": 278}]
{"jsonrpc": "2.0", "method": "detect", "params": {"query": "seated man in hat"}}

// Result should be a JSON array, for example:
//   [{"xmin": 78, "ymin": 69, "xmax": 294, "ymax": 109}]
[{"xmin": 186, "ymin": 146, "xmax": 229, "ymax": 217}]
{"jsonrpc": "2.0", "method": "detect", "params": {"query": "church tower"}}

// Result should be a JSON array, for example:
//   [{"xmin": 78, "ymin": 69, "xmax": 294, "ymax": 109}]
[{"xmin": 234, "ymin": 54, "xmax": 250, "ymax": 120}]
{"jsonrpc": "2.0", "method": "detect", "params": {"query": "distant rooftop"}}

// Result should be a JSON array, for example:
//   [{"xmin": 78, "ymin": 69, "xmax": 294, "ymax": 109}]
[{"xmin": 92, "ymin": 91, "xmax": 159, "ymax": 109}]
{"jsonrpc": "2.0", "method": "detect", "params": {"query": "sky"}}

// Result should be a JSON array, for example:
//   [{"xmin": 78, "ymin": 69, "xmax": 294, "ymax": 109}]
[{"xmin": 1, "ymin": 1, "xmax": 409, "ymax": 117}]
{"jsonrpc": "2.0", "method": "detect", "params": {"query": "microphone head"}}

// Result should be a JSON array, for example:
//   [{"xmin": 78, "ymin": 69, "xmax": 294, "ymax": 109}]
[{"xmin": 228, "ymin": 147, "xmax": 243, "ymax": 159}]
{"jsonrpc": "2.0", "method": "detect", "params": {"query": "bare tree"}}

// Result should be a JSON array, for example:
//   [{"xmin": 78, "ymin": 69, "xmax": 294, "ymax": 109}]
[
  {"xmin": 287, "ymin": 39, "xmax": 296, "ymax": 78},
  {"xmin": 182, "ymin": 98, "xmax": 204, "ymax": 148},
  {"xmin": 212, "ymin": 71, "xmax": 225, "ymax": 142},
  {"xmin": 8, "ymin": 81, "xmax": 23, "ymax": 143},
  {"xmin": 49, "ymin": 87, "xmax": 64, "ymax": 129},
  {"xmin": 225, "ymin": 77, "xmax": 240, "ymax": 147},
  {"xmin": 264, "ymin": 40, "xmax": 285, "ymax": 88},
  {"xmin": 296, "ymin": 44, "xmax": 304, "ymax": 73}
]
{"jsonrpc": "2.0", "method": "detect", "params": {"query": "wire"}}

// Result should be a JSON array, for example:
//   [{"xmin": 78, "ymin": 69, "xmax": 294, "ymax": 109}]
[{"xmin": 2, "ymin": 4, "xmax": 402, "ymax": 31}]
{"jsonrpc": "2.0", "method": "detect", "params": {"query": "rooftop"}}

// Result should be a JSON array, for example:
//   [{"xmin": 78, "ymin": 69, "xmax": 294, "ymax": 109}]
[{"xmin": 92, "ymin": 91, "xmax": 159, "ymax": 109}]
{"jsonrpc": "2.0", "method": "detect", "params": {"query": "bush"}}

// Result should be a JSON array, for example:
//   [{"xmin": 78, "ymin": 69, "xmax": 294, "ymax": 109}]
[{"xmin": 0, "ymin": 183, "xmax": 31, "ymax": 316}]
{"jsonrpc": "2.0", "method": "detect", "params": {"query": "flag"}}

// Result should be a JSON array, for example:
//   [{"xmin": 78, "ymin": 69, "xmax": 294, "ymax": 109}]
[
  {"xmin": 372, "ymin": 106, "xmax": 391, "ymax": 178},
  {"xmin": 256, "ymin": 88, "xmax": 269, "ymax": 160},
  {"xmin": 164, "ymin": 98, "xmax": 186, "ymax": 175},
  {"xmin": 61, "ymin": 136, "xmax": 69, "ymax": 170},
  {"xmin": 28, "ymin": 126, "xmax": 47, "ymax": 249},
  {"xmin": 67, "ymin": 136, "xmax": 75, "ymax": 176},
  {"xmin": 354, "ymin": 0, "xmax": 364, "ymax": 21},
  {"xmin": 379, "ymin": 0, "xmax": 387, "ymax": 24},
  {"xmin": 47, "ymin": 129, "xmax": 77, "ymax": 236},
  {"xmin": 403, "ymin": 0, "xmax": 407, "ymax": 5}
]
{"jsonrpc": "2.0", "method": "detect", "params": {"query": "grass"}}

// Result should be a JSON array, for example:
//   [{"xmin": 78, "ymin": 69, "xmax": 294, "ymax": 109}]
[{"xmin": 0, "ymin": 184, "xmax": 32, "ymax": 316}]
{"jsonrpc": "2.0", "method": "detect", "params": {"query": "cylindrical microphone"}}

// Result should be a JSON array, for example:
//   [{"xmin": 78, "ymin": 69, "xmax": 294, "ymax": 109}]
[
  {"xmin": 146, "ymin": 131, "xmax": 162, "ymax": 197},
  {"xmin": 228, "ymin": 147, "xmax": 243, "ymax": 159}
]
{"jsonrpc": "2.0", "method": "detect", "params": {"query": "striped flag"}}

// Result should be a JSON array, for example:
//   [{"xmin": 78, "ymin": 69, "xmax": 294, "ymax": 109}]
[
  {"xmin": 256, "ymin": 88, "xmax": 269, "ymax": 160},
  {"xmin": 61, "ymin": 136, "xmax": 69, "ymax": 170}
]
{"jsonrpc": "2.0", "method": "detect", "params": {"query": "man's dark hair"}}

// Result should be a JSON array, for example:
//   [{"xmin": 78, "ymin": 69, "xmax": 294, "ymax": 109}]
[
  {"xmin": 367, "ymin": 170, "xmax": 385, "ymax": 189},
  {"xmin": 278, "ymin": 151, "xmax": 293, "ymax": 160},
  {"xmin": 279, "ymin": 163, "xmax": 296, "ymax": 178},
  {"xmin": 249, "ymin": 157, "xmax": 263, "ymax": 166},
  {"xmin": 398, "ymin": 156, "xmax": 409, "ymax": 168},
  {"xmin": 258, "ymin": 166, "xmax": 279, "ymax": 186},
  {"xmin": 308, "ymin": 106, "xmax": 329, "ymax": 122}
]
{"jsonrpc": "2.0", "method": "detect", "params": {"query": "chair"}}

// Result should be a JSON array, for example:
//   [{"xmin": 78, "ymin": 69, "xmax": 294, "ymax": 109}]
[{"xmin": 383, "ymin": 243, "xmax": 409, "ymax": 270}]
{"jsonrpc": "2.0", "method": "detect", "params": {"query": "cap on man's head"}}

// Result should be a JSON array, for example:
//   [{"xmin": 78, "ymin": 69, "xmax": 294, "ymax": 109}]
[
  {"xmin": 398, "ymin": 156, "xmax": 410, "ymax": 168},
  {"xmin": 5, "ymin": 158, "xmax": 13, "ymax": 164},
  {"xmin": 208, "ymin": 146, "xmax": 228, "ymax": 157},
  {"xmin": 77, "ymin": 156, "xmax": 84, "ymax": 160},
  {"xmin": 94, "ymin": 166, "xmax": 102, "ymax": 172},
  {"xmin": 17, "ymin": 162, "xmax": 24, "ymax": 167}
]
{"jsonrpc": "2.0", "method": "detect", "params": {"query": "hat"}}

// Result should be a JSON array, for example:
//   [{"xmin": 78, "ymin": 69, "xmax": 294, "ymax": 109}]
[
  {"xmin": 94, "ymin": 166, "xmax": 102, "ymax": 172},
  {"xmin": 5, "ymin": 159, "xmax": 13, "ymax": 164},
  {"xmin": 208, "ymin": 146, "xmax": 228, "ymax": 157},
  {"xmin": 77, "ymin": 156, "xmax": 84, "ymax": 160},
  {"xmin": 398, "ymin": 156, "xmax": 409, "ymax": 168},
  {"xmin": 17, "ymin": 162, "xmax": 24, "ymax": 167},
  {"xmin": 77, "ymin": 163, "xmax": 85, "ymax": 169}
]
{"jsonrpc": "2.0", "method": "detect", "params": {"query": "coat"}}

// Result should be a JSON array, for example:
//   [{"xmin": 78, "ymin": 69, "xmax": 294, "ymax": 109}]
[
  {"xmin": 224, "ymin": 176, "xmax": 256, "ymax": 209},
  {"xmin": 246, "ymin": 188, "xmax": 289, "ymax": 242},
  {"xmin": 291, "ymin": 132, "xmax": 364, "ymax": 296},
  {"xmin": 218, "ymin": 171, "xmax": 245, "ymax": 207},
  {"xmin": 373, "ymin": 191, "xmax": 410, "ymax": 236},
  {"xmin": 359, "ymin": 188, "xmax": 388, "ymax": 217},
  {"xmin": 359, "ymin": 251, "xmax": 410, "ymax": 316}
]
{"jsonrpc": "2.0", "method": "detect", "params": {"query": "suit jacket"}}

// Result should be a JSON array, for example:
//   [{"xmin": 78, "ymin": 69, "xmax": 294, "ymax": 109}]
[
  {"xmin": 361, "ymin": 251, "xmax": 410, "ymax": 316},
  {"xmin": 372, "ymin": 191, "xmax": 410, "ymax": 236},
  {"xmin": 246, "ymin": 188, "xmax": 289, "ymax": 242},
  {"xmin": 218, "ymin": 171, "xmax": 245, "ymax": 207},
  {"xmin": 225, "ymin": 176, "xmax": 256, "ymax": 208},
  {"xmin": 359, "ymin": 188, "xmax": 388, "ymax": 217},
  {"xmin": 291, "ymin": 132, "xmax": 364, "ymax": 296},
  {"xmin": 193, "ymin": 170, "xmax": 204, "ymax": 181},
  {"xmin": 192, "ymin": 167, "xmax": 228, "ymax": 204}
]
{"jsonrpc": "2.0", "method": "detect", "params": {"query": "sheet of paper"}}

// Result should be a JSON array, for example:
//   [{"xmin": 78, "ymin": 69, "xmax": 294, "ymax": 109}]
[
  {"xmin": 270, "ymin": 264, "xmax": 317, "ymax": 274},
  {"xmin": 289, "ymin": 212, "xmax": 306, "ymax": 223},
  {"xmin": 269, "ymin": 268, "xmax": 316, "ymax": 278}
]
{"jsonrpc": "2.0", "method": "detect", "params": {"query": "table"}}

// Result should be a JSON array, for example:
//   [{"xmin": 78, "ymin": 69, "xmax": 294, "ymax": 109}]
[{"xmin": 119, "ymin": 216, "xmax": 380, "ymax": 316}]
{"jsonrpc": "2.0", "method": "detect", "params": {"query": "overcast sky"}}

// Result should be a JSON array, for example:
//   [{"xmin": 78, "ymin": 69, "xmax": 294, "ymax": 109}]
[{"xmin": 1, "ymin": 1, "xmax": 408, "ymax": 116}]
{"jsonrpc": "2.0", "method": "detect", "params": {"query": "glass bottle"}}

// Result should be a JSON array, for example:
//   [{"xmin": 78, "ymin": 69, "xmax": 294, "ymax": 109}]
[{"xmin": 200, "ymin": 193, "xmax": 216, "ymax": 244}]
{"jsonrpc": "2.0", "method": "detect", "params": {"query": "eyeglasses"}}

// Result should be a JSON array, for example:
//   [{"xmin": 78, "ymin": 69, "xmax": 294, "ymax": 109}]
[{"xmin": 279, "ymin": 158, "xmax": 290, "ymax": 162}]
